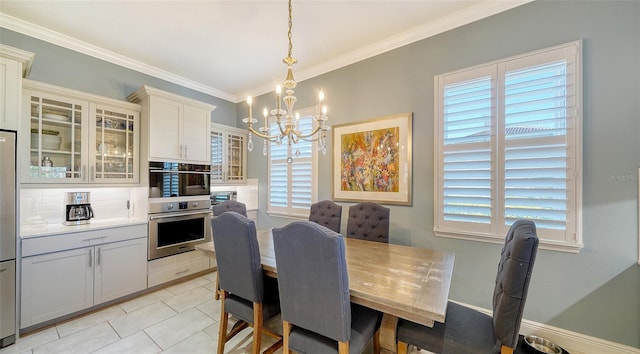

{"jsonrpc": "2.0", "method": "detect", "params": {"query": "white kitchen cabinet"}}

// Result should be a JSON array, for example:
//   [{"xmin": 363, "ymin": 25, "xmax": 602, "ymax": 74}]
[
  {"xmin": 0, "ymin": 44, "xmax": 34, "ymax": 131},
  {"xmin": 211, "ymin": 123, "xmax": 247, "ymax": 184},
  {"xmin": 22, "ymin": 80, "xmax": 140, "ymax": 184},
  {"xmin": 21, "ymin": 225, "xmax": 147, "ymax": 329},
  {"xmin": 128, "ymin": 86, "xmax": 215, "ymax": 164}
]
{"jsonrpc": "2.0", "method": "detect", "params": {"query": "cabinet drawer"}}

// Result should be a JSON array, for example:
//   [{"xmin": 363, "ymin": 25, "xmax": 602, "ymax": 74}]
[
  {"xmin": 147, "ymin": 250, "xmax": 211, "ymax": 287},
  {"xmin": 22, "ymin": 224, "xmax": 147, "ymax": 257}
]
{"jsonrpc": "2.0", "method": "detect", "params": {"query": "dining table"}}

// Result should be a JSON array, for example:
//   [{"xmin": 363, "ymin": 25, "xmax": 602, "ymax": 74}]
[{"xmin": 196, "ymin": 229, "xmax": 455, "ymax": 354}]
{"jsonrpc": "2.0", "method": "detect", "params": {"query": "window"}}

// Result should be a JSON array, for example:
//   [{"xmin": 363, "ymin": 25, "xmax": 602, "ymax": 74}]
[
  {"xmin": 268, "ymin": 106, "xmax": 318, "ymax": 217},
  {"xmin": 434, "ymin": 41, "xmax": 582, "ymax": 252}
]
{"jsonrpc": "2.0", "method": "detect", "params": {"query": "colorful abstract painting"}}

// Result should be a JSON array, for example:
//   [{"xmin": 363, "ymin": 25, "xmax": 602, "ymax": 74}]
[
  {"xmin": 340, "ymin": 127, "xmax": 400, "ymax": 192},
  {"xmin": 332, "ymin": 113, "xmax": 413, "ymax": 205}
]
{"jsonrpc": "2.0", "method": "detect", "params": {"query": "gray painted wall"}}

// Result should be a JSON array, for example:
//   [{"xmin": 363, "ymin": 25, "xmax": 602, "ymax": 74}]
[
  {"xmin": 245, "ymin": 1, "xmax": 640, "ymax": 348},
  {"xmin": 1, "ymin": 0, "xmax": 638, "ymax": 348},
  {"xmin": 0, "ymin": 28, "xmax": 238, "ymax": 126}
]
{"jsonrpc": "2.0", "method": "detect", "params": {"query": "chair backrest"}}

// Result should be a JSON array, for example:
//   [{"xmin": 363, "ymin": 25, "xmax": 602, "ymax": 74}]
[
  {"xmin": 273, "ymin": 221, "xmax": 351, "ymax": 343},
  {"xmin": 212, "ymin": 200, "xmax": 247, "ymax": 217},
  {"xmin": 309, "ymin": 200, "xmax": 343, "ymax": 233},
  {"xmin": 346, "ymin": 202, "xmax": 390, "ymax": 243},
  {"xmin": 211, "ymin": 211, "xmax": 263, "ymax": 303},
  {"xmin": 492, "ymin": 219, "xmax": 539, "ymax": 349}
]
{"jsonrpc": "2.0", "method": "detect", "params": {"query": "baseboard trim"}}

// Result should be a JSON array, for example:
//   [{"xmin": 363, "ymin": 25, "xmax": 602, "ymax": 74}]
[{"xmin": 451, "ymin": 300, "xmax": 640, "ymax": 354}]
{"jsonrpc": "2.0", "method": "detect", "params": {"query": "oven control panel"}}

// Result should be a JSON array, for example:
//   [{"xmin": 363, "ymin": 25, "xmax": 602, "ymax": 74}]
[{"xmin": 148, "ymin": 198, "xmax": 211, "ymax": 214}]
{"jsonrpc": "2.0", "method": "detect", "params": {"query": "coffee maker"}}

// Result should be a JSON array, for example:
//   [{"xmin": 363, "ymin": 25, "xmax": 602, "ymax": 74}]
[{"xmin": 64, "ymin": 192, "xmax": 94, "ymax": 225}]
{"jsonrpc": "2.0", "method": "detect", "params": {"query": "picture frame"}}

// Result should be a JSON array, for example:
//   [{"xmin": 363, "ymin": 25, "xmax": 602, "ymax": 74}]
[{"xmin": 332, "ymin": 112, "xmax": 412, "ymax": 205}]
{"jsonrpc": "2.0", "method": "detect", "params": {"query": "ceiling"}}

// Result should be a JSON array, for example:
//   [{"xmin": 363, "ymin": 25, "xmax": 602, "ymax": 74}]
[{"xmin": 0, "ymin": 0, "xmax": 530, "ymax": 102}]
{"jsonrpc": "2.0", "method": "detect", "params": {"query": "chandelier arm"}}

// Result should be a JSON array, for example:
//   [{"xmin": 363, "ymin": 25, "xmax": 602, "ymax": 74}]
[
  {"xmin": 290, "ymin": 125, "xmax": 323, "ymax": 140},
  {"xmin": 248, "ymin": 126, "xmax": 279, "ymax": 140}
]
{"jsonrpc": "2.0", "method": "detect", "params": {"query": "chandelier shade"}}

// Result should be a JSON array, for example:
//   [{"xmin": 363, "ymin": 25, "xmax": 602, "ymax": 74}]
[{"xmin": 243, "ymin": 0, "xmax": 330, "ymax": 163}]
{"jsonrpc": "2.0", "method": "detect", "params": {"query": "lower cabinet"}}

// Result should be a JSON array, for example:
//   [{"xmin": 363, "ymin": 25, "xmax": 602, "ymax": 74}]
[{"xmin": 21, "ymin": 237, "xmax": 147, "ymax": 328}]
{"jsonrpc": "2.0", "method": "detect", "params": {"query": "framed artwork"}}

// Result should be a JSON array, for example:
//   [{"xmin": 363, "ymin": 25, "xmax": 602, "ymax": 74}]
[{"xmin": 332, "ymin": 112, "xmax": 412, "ymax": 205}]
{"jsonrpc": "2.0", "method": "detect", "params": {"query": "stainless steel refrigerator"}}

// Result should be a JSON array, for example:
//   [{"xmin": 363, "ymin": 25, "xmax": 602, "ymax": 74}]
[{"xmin": 0, "ymin": 130, "xmax": 16, "ymax": 348}]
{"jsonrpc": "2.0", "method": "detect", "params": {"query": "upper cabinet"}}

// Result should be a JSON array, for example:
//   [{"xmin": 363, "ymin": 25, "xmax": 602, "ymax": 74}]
[
  {"xmin": 211, "ymin": 123, "xmax": 247, "ymax": 184},
  {"xmin": 127, "ymin": 86, "xmax": 216, "ymax": 165},
  {"xmin": 22, "ymin": 80, "xmax": 140, "ymax": 184},
  {"xmin": 0, "ymin": 44, "xmax": 34, "ymax": 131}
]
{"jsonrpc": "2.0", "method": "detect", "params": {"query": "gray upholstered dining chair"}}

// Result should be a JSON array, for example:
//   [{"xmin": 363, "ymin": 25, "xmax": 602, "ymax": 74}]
[
  {"xmin": 211, "ymin": 212, "xmax": 282, "ymax": 354},
  {"xmin": 346, "ymin": 202, "xmax": 390, "ymax": 243},
  {"xmin": 272, "ymin": 221, "xmax": 381, "ymax": 354},
  {"xmin": 396, "ymin": 219, "xmax": 539, "ymax": 354},
  {"xmin": 211, "ymin": 199, "xmax": 247, "ymax": 300},
  {"xmin": 212, "ymin": 200, "xmax": 247, "ymax": 217},
  {"xmin": 308, "ymin": 200, "xmax": 342, "ymax": 233}
]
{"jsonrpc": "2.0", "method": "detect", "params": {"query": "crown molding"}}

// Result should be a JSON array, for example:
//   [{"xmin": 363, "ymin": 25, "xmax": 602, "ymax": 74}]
[
  {"xmin": 250, "ymin": 0, "xmax": 534, "ymax": 98},
  {"xmin": 2, "ymin": 0, "xmax": 532, "ymax": 104},
  {"xmin": 0, "ymin": 13, "xmax": 238, "ymax": 102}
]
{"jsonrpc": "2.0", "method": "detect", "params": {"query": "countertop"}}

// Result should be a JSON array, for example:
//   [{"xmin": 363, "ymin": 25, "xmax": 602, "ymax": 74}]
[{"xmin": 21, "ymin": 217, "xmax": 148, "ymax": 239}]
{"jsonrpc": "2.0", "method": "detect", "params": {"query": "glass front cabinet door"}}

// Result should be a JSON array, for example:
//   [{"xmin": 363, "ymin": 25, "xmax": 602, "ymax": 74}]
[
  {"xmin": 23, "ymin": 80, "xmax": 140, "ymax": 184},
  {"xmin": 27, "ymin": 91, "xmax": 88, "ymax": 182},
  {"xmin": 210, "ymin": 123, "xmax": 247, "ymax": 184},
  {"xmin": 92, "ymin": 105, "xmax": 138, "ymax": 182}
]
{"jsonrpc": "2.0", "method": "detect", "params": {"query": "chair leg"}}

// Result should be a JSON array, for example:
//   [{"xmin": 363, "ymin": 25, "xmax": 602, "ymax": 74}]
[
  {"xmin": 373, "ymin": 328, "xmax": 381, "ymax": 354},
  {"xmin": 501, "ymin": 345, "xmax": 515, "ymax": 354},
  {"xmin": 252, "ymin": 302, "xmax": 263, "ymax": 354},
  {"xmin": 397, "ymin": 341, "xmax": 409, "ymax": 354},
  {"xmin": 217, "ymin": 291, "xmax": 229, "ymax": 354},
  {"xmin": 282, "ymin": 320, "xmax": 292, "ymax": 354},
  {"xmin": 338, "ymin": 341, "xmax": 349, "ymax": 354},
  {"xmin": 215, "ymin": 272, "xmax": 221, "ymax": 300}
]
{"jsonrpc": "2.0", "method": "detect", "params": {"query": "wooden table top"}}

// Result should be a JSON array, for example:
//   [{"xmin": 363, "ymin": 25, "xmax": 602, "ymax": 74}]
[{"xmin": 196, "ymin": 229, "xmax": 455, "ymax": 327}]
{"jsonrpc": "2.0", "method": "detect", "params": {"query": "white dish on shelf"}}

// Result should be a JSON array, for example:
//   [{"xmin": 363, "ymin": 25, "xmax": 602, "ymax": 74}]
[{"xmin": 43, "ymin": 112, "xmax": 70, "ymax": 121}]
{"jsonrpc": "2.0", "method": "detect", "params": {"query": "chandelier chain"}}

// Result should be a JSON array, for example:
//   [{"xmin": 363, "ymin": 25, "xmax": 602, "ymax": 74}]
[{"xmin": 287, "ymin": 0, "xmax": 293, "ymax": 59}]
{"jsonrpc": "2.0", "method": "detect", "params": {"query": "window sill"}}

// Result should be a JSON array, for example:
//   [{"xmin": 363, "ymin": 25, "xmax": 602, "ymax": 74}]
[{"xmin": 434, "ymin": 229, "xmax": 583, "ymax": 253}]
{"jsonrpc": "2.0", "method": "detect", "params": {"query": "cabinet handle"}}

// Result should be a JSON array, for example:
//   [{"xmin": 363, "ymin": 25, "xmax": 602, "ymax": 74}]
[
  {"xmin": 184, "ymin": 145, "xmax": 188, "ymax": 159},
  {"xmin": 90, "ymin": 166, "xmax": 95, "ymax": 182},
  {"xmin": 88, "ymin": 249, "xmax": 93, "ymax": 267},
  {"xmin": 82, "ymin": 166, "xmax": 87, "ymax": 181},
  {"xmin": 97, "ymin": 247, "xmax": 101, "ymax": 266},
  {"xmin": 82, "ymin": 236, "xmax": 107, "ymax": 242}
]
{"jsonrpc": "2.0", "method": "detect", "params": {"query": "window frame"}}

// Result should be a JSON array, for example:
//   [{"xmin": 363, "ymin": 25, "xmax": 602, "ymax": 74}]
[
  {"xmin": 267, "ymin": 106, "xmax": 319, "ymax": 218},
  {"xmin": 433, "ymin": 40, "xmax": 583, "ymax": 253}
]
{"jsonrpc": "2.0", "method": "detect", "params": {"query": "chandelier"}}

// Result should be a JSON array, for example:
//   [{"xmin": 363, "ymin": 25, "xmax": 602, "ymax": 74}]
[{"xmin": 243, "ymin": 0, "xmax": 329, "ymax": 163}]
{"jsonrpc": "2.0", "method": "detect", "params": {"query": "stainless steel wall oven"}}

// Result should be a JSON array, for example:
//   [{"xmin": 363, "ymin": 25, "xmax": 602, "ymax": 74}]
[
  {"xmin": 149, "ymin": 161, "xmax": 210, "ymax": 198},
  {"xmin": 148, "ymin": 198, "xmax": 212, "ymax": 260}
]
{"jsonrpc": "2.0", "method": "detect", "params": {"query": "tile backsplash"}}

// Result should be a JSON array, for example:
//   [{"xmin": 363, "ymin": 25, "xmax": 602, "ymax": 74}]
[{"xmin": 20, "ymin": 187, "xmax": 147, "ymax": 228}]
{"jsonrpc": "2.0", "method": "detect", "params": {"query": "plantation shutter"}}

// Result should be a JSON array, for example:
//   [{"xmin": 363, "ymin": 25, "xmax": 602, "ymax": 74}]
[
  {"xmin": 437, "ymin": 65, "xmax": 497, "ymax": 235},
  {"xmin": 268, "ymin": 108, "xmax": 317, "ymax": 216},
  {"xmin": 435, "ymin": 41, "xmax": 581, "ymax": 251},
  {"xmin": 501, "ymin": 48, "xmax": 579, "ymax": 241}
]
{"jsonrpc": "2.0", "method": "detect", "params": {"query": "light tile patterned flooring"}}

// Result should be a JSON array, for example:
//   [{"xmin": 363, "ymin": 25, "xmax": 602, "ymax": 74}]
[
  {"xmin": 0, "ymin": 271, "xmax": 386, "ymax": 354},
  {"xmin": 1, "ymin": 271, "xmax": 579, "ymax": 354}
]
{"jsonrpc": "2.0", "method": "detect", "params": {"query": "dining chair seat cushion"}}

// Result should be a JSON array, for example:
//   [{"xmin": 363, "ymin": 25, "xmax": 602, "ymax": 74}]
[
  {"xmin": 288, "ymin": 303, "xmax": 380, "ymax": 354},
  {"xmin": 398, "ymin": 301, "xmax": 527, "ymax": 354},
  {"xmin": 397, "ymin": 301, "xmax": 529, "ymax": 353},
  {"xmin": 225, "ymin": 277, "xmax": 280, "ymax": 324}
]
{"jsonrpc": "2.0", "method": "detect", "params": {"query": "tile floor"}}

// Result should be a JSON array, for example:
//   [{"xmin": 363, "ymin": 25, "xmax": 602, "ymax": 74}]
[
  {"xmin": 1, "ymin": 271, "xmax": 580, "ymax": 354},
  {"xmin": 0, "ymin": 271, "xmax": 384, "ymax": 354}
]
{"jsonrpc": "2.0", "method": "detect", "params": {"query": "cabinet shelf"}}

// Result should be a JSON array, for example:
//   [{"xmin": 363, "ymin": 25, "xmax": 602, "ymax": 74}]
[{"xmin": 31, "ymin": 149, "xmax": 80, "ymax": 156}]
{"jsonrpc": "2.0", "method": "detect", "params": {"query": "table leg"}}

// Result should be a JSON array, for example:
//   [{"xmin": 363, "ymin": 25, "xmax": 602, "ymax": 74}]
[{"xmin": 378, "ymin": 314, "xmax": 398, "ymax": 354}]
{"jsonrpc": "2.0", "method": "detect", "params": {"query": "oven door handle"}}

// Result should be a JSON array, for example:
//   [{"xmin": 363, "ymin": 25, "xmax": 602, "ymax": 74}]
[{"xmin": 149, "ymin": 210, "xmax": 212, "ymax": 220}]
